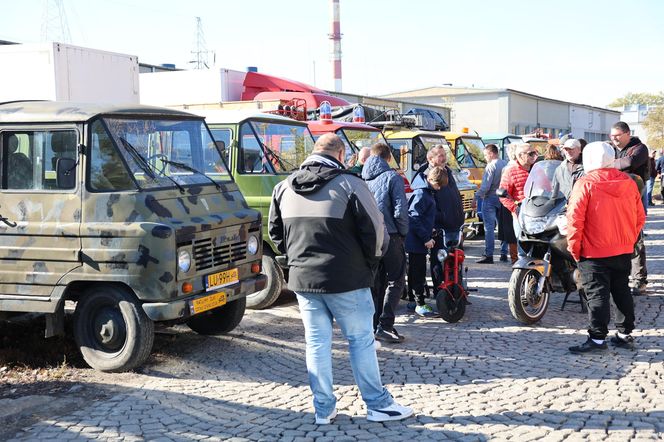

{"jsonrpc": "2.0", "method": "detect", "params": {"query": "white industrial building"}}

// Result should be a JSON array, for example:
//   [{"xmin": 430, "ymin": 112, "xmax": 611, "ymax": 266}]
[
  {"xmin": 610, "ymin": 103, "xmax": 655, "ymax": 147},
  {"xmin": 382, "ymin": 86, "xmax": 621, "ymax": 142}
]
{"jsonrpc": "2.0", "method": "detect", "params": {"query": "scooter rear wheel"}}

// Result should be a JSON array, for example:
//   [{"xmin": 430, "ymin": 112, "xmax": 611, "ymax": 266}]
[
  {"xmin": 436, "ymin": 284, "xmax": 466, "ymax": 323},
  {"xmin": 508, "ymin": 268, "xmax": 550, "ymax": 324}
]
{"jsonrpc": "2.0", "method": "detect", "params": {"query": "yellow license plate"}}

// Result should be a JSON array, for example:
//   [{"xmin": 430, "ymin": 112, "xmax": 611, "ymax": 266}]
[
  {"xmin": 206, "ymin": 268, "xmax": 239, "ymax": 290},
  {"xmin": 191, "ymin": 292, "xmax": 227, "ymax": 314}
]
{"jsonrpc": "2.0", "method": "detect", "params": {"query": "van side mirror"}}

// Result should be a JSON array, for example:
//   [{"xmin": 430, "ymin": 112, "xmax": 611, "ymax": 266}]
[
  {"xmin": 496, "ymin": 188, "xmax": 508, "ymax": 198},
  {"xmin": 56, "ymin": 157, "xmax": 77, "ymax": 189}
]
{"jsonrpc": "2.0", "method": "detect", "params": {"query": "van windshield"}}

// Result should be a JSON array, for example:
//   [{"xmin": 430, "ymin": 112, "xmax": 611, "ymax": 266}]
[
  {"xmin": 457, "ymin": 137, "xmax": 487, "ymax": 168},
  {"xmin": 244, "ymin": 121, "xmax": 315, "ymax": 174},
  {"xmin": 90, "ymin": 118, "xmax": 230, "ymax": 192},
  {"xmin": 340, "ymin": 129, "xmax": 399, "ymax": 169}
]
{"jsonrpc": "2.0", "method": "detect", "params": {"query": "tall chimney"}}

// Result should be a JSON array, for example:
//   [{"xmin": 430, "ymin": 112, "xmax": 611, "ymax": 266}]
[{"xmin": 330, "ymin": 0, "xmax": 342, "ymax": 92}]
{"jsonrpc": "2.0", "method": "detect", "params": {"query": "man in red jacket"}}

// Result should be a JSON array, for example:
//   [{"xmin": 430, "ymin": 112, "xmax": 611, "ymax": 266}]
[{"xmin": 567, "ymin": 142, "xmax": 646, "ymax": 353}]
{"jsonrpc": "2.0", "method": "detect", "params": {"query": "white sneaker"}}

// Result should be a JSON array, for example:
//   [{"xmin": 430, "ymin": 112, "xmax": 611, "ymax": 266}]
[
  {"xmin": 374, "ymin": 340, "xmax": 382, "ymax": 350},
  {"xmin": 315, "ymin": 409, "xmax": 337, "ymax": 425},
  {"xmin": 366, "ymin": 402, "xmax": 414, "ymax": 422}
]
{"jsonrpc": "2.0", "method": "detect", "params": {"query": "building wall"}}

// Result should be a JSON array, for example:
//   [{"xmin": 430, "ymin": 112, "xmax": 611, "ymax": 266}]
[
  {"xmin": 382, "ymin": 87, "xmax": 621, "ymax": 140},
  {"xmin": 619, "ymin": 107, "xmax": 650, "ymax": 146},
  {"xmin": 570, "ymin": 105, "xmax": 620, "ymax": 142},
  {"xmin": 444, "ymin": 93, "xmax": 502, "ymax": 133},
  {"xmin": 509, "ymin": 94, "xmax": 569, "ymax": 136}
]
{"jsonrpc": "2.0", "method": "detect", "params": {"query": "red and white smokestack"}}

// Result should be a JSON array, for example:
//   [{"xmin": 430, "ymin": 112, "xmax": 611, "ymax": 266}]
[{"xmin": 330, "ymin": 0, "xmax": 342, "ymax": 92}]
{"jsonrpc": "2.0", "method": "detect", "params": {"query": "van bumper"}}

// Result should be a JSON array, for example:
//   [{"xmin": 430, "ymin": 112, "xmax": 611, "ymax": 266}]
[{"xmin": 141, "ymin": 274, "xmax": 267, "ymax": 321}]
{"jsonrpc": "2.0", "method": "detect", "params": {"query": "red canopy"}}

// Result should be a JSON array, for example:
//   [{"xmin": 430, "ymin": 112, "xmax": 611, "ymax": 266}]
[{"xmin": 242, "ymin": 71, "xmax": 349, "ymax": 108}]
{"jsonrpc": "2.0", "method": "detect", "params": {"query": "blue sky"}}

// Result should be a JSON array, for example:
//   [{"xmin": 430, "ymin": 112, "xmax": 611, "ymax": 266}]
[{"xmin": 1, "ymin": 0, "xmax": 663, "ymax": 108}]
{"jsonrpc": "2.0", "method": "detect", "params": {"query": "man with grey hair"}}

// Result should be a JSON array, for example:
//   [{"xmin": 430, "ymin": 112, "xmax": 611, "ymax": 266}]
[
  {"xmin": 553, "ymin": 138, "xmax": 584, "ymax": 200},
  {"xmin": 269, "ymin": 133, "xmax": 413, "ymax": 424}
]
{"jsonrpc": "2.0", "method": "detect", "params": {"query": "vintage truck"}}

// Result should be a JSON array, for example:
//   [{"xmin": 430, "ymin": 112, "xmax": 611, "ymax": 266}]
[{"xmin": 0, "ymin": 101, "xmax": 266, "ymax": 372}]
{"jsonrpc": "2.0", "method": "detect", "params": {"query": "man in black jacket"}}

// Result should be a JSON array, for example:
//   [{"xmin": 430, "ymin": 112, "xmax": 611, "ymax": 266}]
[
  {"xmin": 611, "ymin": 121, "xmax": 648, "ymax": 296},
  {"xmin": 269, "ymin": 133, "xmax": 413, "ymax": 424}
]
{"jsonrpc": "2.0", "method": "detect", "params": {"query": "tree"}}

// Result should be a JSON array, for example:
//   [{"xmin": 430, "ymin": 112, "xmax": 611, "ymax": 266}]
[
  {"xmin": 609, "ymin": 92, "xmax": 664, "ymax": 108},
  {"xmin": 643, "ymin": 106, "xmax": 664, "ymax": 150}
]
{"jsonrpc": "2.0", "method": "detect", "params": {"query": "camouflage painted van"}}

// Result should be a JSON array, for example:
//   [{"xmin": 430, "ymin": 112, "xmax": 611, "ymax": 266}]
[{"xmin": 0, "ymin": 101, "xmax": 266, "ymax": 372}]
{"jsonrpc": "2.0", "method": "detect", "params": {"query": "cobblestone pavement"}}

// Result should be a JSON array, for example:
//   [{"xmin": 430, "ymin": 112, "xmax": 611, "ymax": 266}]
[{"xmin": 6, "ymin": 208, "xmax": 664, "ymax": 441}]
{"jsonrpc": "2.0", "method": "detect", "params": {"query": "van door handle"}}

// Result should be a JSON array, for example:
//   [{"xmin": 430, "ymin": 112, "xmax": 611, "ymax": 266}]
[{"xmin": 0, "ymin": 215, "xmax": 17, "ymax": 228}]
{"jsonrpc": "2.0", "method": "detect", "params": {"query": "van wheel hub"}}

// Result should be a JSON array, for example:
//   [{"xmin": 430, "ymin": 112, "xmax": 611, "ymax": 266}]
[{"xmin": 93, "ymin": 307, "xmax": 126, "ymax": 351}]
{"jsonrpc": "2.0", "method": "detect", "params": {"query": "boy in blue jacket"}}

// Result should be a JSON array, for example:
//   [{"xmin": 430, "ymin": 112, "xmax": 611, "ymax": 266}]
[{"xmin": 405, "ymin": 166, "xmax": 447, "ymax": 316}]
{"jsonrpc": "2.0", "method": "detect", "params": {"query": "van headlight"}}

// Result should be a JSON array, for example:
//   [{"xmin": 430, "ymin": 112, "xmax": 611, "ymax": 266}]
[
  {"xmin": 247, "ymin": 236, "xmax": 259, "ymax": 255},
  {"xmin": 178, "ymin": 250, "xmax": 191, "ymax": 272}
]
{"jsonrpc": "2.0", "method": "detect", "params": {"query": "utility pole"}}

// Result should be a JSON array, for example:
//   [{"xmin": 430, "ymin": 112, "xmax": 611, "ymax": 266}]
[{"xmin": 41, "ymin": 0, "xmax": 71, "ymax": 43}]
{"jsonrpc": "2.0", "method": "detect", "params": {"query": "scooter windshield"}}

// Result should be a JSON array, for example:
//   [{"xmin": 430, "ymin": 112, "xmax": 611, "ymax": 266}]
[{"xmin": 523, "ymin": 160, "xmax": 563, "ymax": 200}]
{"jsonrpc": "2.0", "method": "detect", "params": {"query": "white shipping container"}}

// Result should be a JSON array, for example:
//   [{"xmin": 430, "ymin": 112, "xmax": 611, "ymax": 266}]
[
  {"xmin": 0, "ymin": 42, "xmax": 139, "ymax": 104},
  {"xmin": 140, "ymin": 68, "xmax": 248, "ymax": 106}
]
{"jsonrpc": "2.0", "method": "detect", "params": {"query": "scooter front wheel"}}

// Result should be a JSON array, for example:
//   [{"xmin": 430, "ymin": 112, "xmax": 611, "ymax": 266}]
[
  {"xmin": 436, "ymin": 284, "xmax": 466, "ymax": 323},
  {"xmin": 508, "ymin": 268, "xmax": 550, "ymax": 324}
]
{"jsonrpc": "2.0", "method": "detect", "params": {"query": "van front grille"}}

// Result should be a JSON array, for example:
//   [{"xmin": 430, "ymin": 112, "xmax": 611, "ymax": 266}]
[{"xmin": 193, "ymin": 238, "xmax": 247, "ymax": 271}]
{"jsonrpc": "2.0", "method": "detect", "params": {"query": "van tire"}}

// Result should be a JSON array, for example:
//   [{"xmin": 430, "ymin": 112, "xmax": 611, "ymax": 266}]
[
  {"xmin": 73, "ymin": 285, "xmax": 154, "ymax": 373},
  {"xmin": 246, "ymin": 252, "xmax": 284, "ymax": 310},
  {"xmin": 186, "ymin": 297, "xmax": 246, "ymax": 335}
]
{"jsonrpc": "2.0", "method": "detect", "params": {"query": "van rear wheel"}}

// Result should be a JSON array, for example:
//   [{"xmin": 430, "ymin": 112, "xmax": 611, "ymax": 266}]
[
  {"xmin": 187, "ymin": 297, "xmax": 246, "ymax": 335},
  {"xmin": 73, "ymin": 285, "xmax": 154, "ymax": 372}
]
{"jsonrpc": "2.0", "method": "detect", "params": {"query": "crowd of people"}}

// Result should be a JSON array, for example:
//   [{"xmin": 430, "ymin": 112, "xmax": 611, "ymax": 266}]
[{"xmin": 267, "ymin": 120, "xmax": 652, "ymax": 424}]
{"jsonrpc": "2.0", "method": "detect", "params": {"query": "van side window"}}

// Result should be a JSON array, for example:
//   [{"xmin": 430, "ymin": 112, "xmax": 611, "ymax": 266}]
[
  {"xmin": 209, "ymin": 128, "xmax": 232, "ymax": 166},
  {"xmin": 239, "ymin": 123, "xmax": 266, "ymax": 174},
  {"xmin": 89, "ymin": 120, "xmax": 136, "ymax": 191},
  {"xmin": 1, "ymin": 130, "xmax": 78, "ymax": 191},
  {"xmin": 456, "ymin": 139, "xmax": 477, "ymax": 168},
  {"xmin": 412, "ymin": 139, "xmax": 427, "ymax": 171}
]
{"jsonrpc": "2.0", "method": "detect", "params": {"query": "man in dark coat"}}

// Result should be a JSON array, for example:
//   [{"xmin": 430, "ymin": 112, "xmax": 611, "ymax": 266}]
[
  {"xmin": 362, "ymin": 143, "xmax": 408, "ymax": 343},
  {"xmin": 611, "ymin": 121, "xmax": 649, "ymax": 296}
]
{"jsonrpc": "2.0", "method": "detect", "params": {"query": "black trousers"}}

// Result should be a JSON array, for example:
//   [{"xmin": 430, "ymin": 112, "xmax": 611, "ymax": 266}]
[
  {"xmin": 406, "ymin": 252, "xmax": 427, "ymax": 304},
  {"xmin": 578, "ymin": 254, "xmax": 635, "ymax": 340},
  {"xmin": 371, "ymin": 235, "xmax": 406, "ymax": 331}
]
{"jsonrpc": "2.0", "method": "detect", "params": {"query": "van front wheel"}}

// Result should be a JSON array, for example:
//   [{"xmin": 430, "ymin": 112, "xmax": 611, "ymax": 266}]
[{"xmin": 73, "ymin": 285, "xmax": 154, "ymax": 372}]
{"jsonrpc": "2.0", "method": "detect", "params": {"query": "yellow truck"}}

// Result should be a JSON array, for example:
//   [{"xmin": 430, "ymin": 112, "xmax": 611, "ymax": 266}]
[
  {"xmin": 380, "ymin": 128, "xmax": 480, "ymax": 236},
  {"xmin": 440, "ymin": 131, "xmax": 487, "ymax": 187}
]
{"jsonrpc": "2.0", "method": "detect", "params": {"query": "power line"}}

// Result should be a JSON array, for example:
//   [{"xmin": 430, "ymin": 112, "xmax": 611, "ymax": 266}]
[{"xmin": 41, "ymin": 0, "xmax": 71, "ymax": 43}]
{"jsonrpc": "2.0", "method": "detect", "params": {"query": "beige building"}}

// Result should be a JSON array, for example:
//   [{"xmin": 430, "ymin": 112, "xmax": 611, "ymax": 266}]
[{"xmin": 382, "ymin": 86, "xmax": 620, "ymax": 142}]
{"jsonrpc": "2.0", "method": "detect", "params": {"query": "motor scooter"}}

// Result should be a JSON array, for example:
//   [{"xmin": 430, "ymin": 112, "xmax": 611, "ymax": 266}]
[
  {"xmin": 431, "ymin": 231, "xmax": 475, "ymax": 322},
  {"xmin": 497, "ymin": 160, "xmax": 581, "ymax": 324}
]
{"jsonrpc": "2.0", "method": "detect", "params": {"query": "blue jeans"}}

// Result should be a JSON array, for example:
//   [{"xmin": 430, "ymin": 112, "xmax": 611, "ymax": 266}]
[
  {"xmin": 646, "ymin": 177, "xmax": 654, "ymax": 206},
  {"xmin": 482, "ymin": 195, "xmax": 507, "ymax": 257},
  {"xmin": 296, "ymin": 288, "xmax": 394, "ymax": 417}
]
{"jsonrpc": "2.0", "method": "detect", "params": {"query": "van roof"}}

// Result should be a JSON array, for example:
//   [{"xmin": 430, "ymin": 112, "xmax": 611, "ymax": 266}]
[
  {"xmin": 177, "ymin": 108, "xmax": 309, "ymax": 126},
  {"xmin": 0, "ymin": 101, "xmax": 199, "ymax": 123}
]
